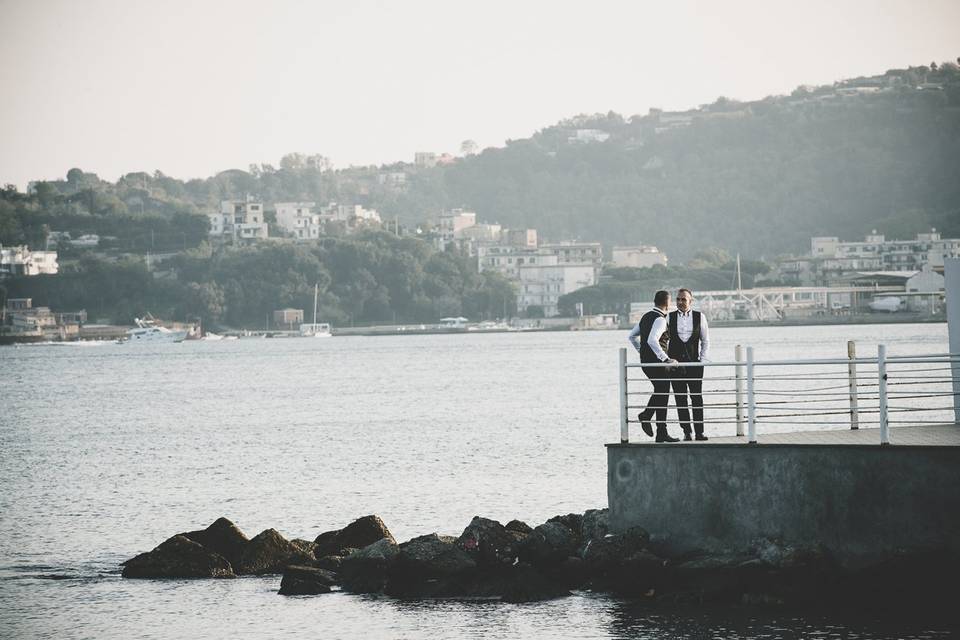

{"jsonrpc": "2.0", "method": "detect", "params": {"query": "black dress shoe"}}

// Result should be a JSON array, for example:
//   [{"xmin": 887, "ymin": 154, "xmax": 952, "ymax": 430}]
[
  {"xmin": 656, "ymin": 432, "xmax": 680, "ymax": 443},
  {"xmin": 695, "ymin": 434, "xmax": 709, "ymax": 441},
  {"xmin": 638, "ymin": 411, "xmax": 654, "ymax": 437},
  {"xmin": 683, "ymin": 433, "xmax": 693, "ymax": 441}
]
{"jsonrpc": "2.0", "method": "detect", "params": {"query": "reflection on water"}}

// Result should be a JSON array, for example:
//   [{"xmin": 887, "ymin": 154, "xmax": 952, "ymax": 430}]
[{"xmin": 0, "ymin": 324, "xmax": 952, "ymax": 638}]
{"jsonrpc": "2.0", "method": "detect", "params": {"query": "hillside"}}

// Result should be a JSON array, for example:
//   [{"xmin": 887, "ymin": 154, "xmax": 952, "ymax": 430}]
[{"xmin": 2, "ymin": 59, "xmax": 958, "ymax": 263}]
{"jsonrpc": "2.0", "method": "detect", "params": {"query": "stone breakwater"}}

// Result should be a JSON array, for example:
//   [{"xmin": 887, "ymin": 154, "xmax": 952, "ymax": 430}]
[{"xmin": 121, "ymin": 511, "xmax": 958, "ymax": 609}]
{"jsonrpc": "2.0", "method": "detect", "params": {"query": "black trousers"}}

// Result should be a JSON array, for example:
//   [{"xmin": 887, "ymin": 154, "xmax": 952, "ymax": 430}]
[
  {"xmin": 641, "ymin": 366, "xmax": 671, "ymax": 427},
  {"xmin": 671, "ymin": 365, "xmax": 704, "ymax": 435}
]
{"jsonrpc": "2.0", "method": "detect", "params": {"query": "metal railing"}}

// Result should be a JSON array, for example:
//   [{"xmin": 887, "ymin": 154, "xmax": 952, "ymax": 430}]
[{"xmin": 618, "ymin": 344, "xmax": 960, "ymax": 445}]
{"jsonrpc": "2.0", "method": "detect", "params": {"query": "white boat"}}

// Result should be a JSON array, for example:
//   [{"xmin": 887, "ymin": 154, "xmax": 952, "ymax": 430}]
[
  {"xmin": 126, "ymin": 317, "xmax": 187, "ymax": 343},
  {"xmin": 299, "ymin": 284, "xmax": 333, "ymax": 337},
  {"xmin": 300, "ymin": 322, "xmax": 331, "ymax": 337}
]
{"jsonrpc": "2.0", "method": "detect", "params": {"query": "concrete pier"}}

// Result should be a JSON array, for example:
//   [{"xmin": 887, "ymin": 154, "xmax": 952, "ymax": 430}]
[{"xmin": 607, "ymin": 426, "xmax": 960, "ymax": 566}]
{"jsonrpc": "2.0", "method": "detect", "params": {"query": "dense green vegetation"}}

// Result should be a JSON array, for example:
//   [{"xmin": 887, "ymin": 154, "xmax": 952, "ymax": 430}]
[{"xmin": 1, "ymin": 232, "xmax": 516, "ymax": 327}]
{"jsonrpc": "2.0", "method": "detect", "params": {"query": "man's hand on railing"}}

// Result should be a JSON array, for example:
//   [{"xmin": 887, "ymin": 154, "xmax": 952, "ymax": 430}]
[{"xmin": 665, "ymin": 358, "xmax": 679, "ymax": 370}]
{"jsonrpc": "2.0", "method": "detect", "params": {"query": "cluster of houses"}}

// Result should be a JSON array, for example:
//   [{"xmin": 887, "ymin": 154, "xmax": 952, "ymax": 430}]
[
  {"xmin": 778, "ymin": 229, "xmax": 960, "ymax": 287},
  {"xmin": 203, "ymin": 199, "xmax": 668, "ymax": 318}
]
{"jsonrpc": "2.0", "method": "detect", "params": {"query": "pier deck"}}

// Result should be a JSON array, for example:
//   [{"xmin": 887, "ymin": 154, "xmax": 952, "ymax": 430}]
[{"xmin": 685, "ymin": 424, "xmax": 960, "ymax": 446}]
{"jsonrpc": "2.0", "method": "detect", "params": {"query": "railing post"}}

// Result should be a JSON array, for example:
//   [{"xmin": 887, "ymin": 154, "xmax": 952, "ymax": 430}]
[
  {"xmin": 878, "ymin": 344, "xmax": 889, "ymax": 445},
  {"xmin": 847, "ymin": 340, "xmax": 859, "ymax": 430},
  {"xmin": 619, "ymin": 347, "xmax": 629, "ymax": 443},
  {"xmin": 735, "ymin": 344, "xmax": 745, "ymax": 436},
  {"xmin": 747, "ymin": 346, "xmax": 756, "ymax": 444}
]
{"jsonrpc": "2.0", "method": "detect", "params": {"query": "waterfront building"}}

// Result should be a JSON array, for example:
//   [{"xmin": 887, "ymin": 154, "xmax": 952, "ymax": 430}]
[
  {"xmin": 208, "ymin": 199, "xmax": 268, "ymax": 243},
  {"xmin": 611, "ymin": 245, "xmax": 668, "ymax": 268},
  {"xmin": 0, "ymin": 245, "xmax": 59, "ymax": 277},
  {"xmin": 272, "ymin": 308, "xmax": 303, "ymax": 330},
  {"xmin": 517, "ymin": 259, "xmax": 597, "ymax": 317},
  {"xmin": 477, "ymin": 245, "xmax": 553, "ymax": 280},
  {"xmin": 785, "ymin": 229, "xmax": 960, "ymax": 285},
  {"xmin": 275, "ymin": 202, "xmax": 322, "ymax": 240}
]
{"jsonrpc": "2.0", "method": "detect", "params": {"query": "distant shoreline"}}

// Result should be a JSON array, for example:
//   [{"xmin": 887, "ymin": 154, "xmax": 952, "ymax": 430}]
[{"xmin": 0, "ymin": 314, "xmax": 947, "ymax": 345}]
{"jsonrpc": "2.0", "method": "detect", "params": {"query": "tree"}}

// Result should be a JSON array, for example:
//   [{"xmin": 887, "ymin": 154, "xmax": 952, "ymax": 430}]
[{"xmin": 460, "ymin": 140, "xmax": 479, "ymax": 156}]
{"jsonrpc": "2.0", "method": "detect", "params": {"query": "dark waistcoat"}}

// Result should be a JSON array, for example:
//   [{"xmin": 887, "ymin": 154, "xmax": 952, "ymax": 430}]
[
  {"xmin": 667, "ymin": 310, "xmax": 701, "ymax": 363},
  {"xmin": 638, "ymin": 309, "xmax": 667, "ymax": 363}
]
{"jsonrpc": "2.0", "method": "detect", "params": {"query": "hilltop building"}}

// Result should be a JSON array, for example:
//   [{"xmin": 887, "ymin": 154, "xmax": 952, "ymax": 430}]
[
  {"xmin": 275, "ymin": 202, "xmax": 322, "ymax": 240},
  {"xmin": 0, "ymin": 245, "xmax": 59, "ymax": 277},
  {"xmin": 611, "ymin": 245, "xmax": 668, "ymax": 268},
  {"xmin": 208, "ymin": 199, "xmax": 268, "ymax": 243}
]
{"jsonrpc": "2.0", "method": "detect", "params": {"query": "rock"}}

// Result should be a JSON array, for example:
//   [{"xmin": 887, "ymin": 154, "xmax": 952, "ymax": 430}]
[
  {"xmin": 519, "ymin": 522, "xmax": 579, "ymax": 566},
  {"xmin": 339, "ymin": 538, "xmax": 399, "ymax": 593},
  {"xmin": 548, "ymin": 513, "xmax": 584, "ymax": 540},
  {"xmin": 314, "ymin": 554, "xmax": 345, "ymax": 572},
  {"xmin": 314, "ymin": 515, "xmax": 396, "ymax": 557},
  {"xmin": 121, "ymin": 535, "xmax": 235, "ymax": 579},
  {"xmin": 456, "ymin": 516, "xmax": 517, "ymax": 567},
  {"xmin": 582, "ymin": 526, "xmax": 650, "ymax": 569},
  {"xmin": 394, "ymin": 534, "xmax": 476, "ymax": 578},
  {"xmin": 500, "ymin": 564, "xmax": 570, "ymax": 603},
  {"xmin": 581, "ymin": 509, "xmax": 609, "ymax": 542},
  {"xmin": 278, "ymin": 565, "xmax": 337, "ymax": 596},
  {"xmin": 750, "ymin": 538, "xmax": 832, "ymax": 570},
  {"xmin": 290, "ymin": 539, "xmax": 318, "ymax": 560},
  {"xmin": 550, "ymin": 556, "xmax": 591, "ymax": 589},
  {"xmin": 505, "ymin": 520, "xmax": 533, "ymax": 535},
  {"xmin": 591, "ymin": 549, "xmax": 669, "ymax": 596},
  {"xmin": 236, "ymin": 528, "xmax": 313, "ymax": 575},
  {"xmin": 179, "ymin": 517, "xmax": 249, "ymax": 569},
  {"xmin": 385, "ymin": 534, "xmax": 477, "ymax": 597}
]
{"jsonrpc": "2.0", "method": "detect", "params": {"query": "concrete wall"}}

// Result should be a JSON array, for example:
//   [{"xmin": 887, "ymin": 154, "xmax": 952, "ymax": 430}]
[{"xmin": 608, "ymin": 444, "xmax": 960, "ymax": 566}]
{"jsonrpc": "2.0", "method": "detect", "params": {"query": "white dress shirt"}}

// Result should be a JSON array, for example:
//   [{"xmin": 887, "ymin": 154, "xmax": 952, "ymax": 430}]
[
  {"xmin": 628, "ymin": 308, "xmax": 669, "ymax": 362},
  {"xmin": 675, "ymin": 310, "xmax": 710, "ymax": 361}
]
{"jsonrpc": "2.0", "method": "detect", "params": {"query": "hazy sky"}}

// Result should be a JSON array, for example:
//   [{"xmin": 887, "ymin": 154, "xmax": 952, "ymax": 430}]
[{"xmin": 1, "ymin": 0, "xmax": 958, "ymax": 188}]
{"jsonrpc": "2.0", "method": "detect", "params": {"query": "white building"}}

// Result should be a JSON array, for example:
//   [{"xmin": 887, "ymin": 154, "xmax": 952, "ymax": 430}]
[
  {"xmin": 811, "ymin": 229, "xmax": 960, "ymax": 273},
  {"xmin": 458, "ymin": 223, "xmax": 502, "ymax": 243},
  {"xmin": 439, "ymin": 209, "xmax": 477, "ymax": 238},
  {"xmin": 568, "ymin": 129, "xmax": 611, "ymax": 144},
  {"xmin": 611, "ymin": 245, "xmax": 668, "ymax": 268},
  {"xmin": 208, "ymin": 199, "xmax": 268, "ymax": 242},
  {"xmin": 377, "ymin": 172, "xmax": 407, "ymax": 187},
  {"xmin": 414, "ymin": 152, "xmax": 438, "ymax": 168},
  {"xmin": 478, "ymin": 245, "xmax": 553, "ymax": 280},
  {"xmin": 336, "ymin": 204, "xmax": 381, "ymax": 225},
  {"xmin": 0, "ymin": 245, "xmax": 59, "ymax": 277},
  {"xmin": 518, "ymin": 260, "xmax": 597, "ymax": 317},
  {"xmin": 275, "ymin": 202, "xmax": 322, "ymax": 240}
]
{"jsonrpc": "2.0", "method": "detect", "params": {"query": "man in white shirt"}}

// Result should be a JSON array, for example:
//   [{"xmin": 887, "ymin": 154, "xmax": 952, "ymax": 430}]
[
  {"xmin": 628, "ymin": 290, "xmax": 681, "ymax": 442},
  {"xmin": 666, "ymin": 288, "xmax": 710, "ymax": 441}
]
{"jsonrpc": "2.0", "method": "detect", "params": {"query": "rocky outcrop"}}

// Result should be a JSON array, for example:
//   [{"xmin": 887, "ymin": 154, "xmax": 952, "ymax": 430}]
[
  {"xmin": 339, "ymin": 538, "xmax": 399, "ymax": 593},
  {"xmin": 456, "ymin": 517, "xmax": 517, "ymax": 567},
  {"xmin": 384, "ymin": 534, "xmax": 477, "ymax": 598},
  {"xmin": 122, "ymin": 509, "xmax": 956, "ymax": 612},
  {"xmin": 121, "ymin": 535, "xmax": 235, "ymax": 579},
  {"xmin": 236, "ymin": 529, "xmax": 313, "ymax": 575},
  {"xmin": 519, "ymin": 521, "xmax": 579, "ymax": 566},
  {"xmin": 278, "ymin": 565, "xmax": 338, "ymax": 596},
  {"xmin": 581, "ymin": 509, "xmax": 609, "ymax": 542},
  {"xmin": 314, "ymin": 515, "xmax": 395, "ymax": 558},
  {"xmin": 179, "ymin": 517, "xmax": 249, "ymax": 569}
]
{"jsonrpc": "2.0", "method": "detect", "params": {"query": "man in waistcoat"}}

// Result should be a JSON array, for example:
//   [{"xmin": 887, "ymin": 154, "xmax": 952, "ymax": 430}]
[
  {"xmin": 628, "ymin": 289, "xmax": 680, "ymax": 443},
  {"xmin": 667, "ymin": 288, "xmax": 711, "ymax": 441}
]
